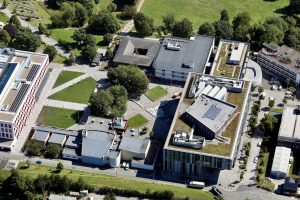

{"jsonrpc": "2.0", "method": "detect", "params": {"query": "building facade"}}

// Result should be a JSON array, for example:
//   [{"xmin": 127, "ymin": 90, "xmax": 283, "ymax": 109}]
[{"xmin": 0, "ymin": 49, "xmax": 49, "ymax": 150}]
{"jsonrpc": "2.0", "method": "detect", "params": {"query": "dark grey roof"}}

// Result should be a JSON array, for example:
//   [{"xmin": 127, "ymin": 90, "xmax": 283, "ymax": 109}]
[
  {"xmin": 48, "ymin": 133, "xmax": 66, "ymax": 145},
  {"xmin": 119, "ymin": 136, "xmax": 150, "ymax": 154},
  {"xmin": 81, "ymin": 130, "xmax": 114, "ymax": 158},
  {"xmin": 153, "ymin": 36, "xmax": 214, "ymax": 73},
  {"xmin": 113, "ymin": 36, "xmax": 160, "ymax": 67},
  {"xmin": 65, "ymin": 136, "xmax": 80, "ymax": 148},
  {"xmin": 31, "ymin": 130, "xmax": 50, "ymax": 142}
]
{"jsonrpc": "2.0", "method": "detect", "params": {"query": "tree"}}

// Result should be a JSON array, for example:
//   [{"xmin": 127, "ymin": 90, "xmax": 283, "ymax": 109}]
[
  {"xmin": 232, "ymin": 12, "xmax": 251, "ymax": 30},
  {"xmin": 38, "ymin": 23, "xmax": 49, "ymax": 35},
  {"xmin": 34, "ymin": 174, "xmax": 49, "ymax": 194},
  {"xmin": 258, "ymin": 85, "xmax": 264, "ymax": 94},
  {"xmin": 73, "ymin": 2, "xmax": 88, "ymax": 27},
  {"xmin": 234, "ymin": 25, "xmax": 250, "ymax": 41},
  {"xmin": 284, "ymin": 27, "xmax": 300, "ymax": 50},
  {"xmin": 260, "ymin": 23, "xmax": 285, "ymax": 44},
  {"xmin": 107, "ymin": 65, "xmax": 149, "ymax": 96},
  {"xmin": 198, "ymin": 22, "xmax": 215, "ymax": 36},
  {"xmin": 45, "ymin": 144, "xmax": 61, "ymax": 159},
  {"xmin": 282, "ymin": 98, "xmax": 287, "ymax": 105},
  {"xmin": 44, "ymin": 45, "xmax": 57, "ymax": 62},
  {"xmin": 103, "ymin": 33, "xmax": 113, "ymax": 45},
  {"xmin": 81, "ymin": 45, "xmax": 97, "ymax": 63},
  {"xmin": 72, "ymin": 177, "xmax": 87, "ymax": 191},
  {"xmin": 104, "ymin": 192, "xmax": 116, "ymax": 200},
  {"xmin": 268, "ymin": 100, "xmax": 275, "ymax": 108},
  {"xmin": 56, "ymin": 162, "xmax": 64, "ymax": 173},
  {"xmin": 66, "ymin": 52, "xmax": 75, "ymax": 65},
  {"xmin": 120, "ymin": 5, "xmax": 136, "ymax": 19},
  {"xmin": 214, "ymin": 20, "xmax": 233, "ymax": 40},
  {"xmin": 163, "ymin": 13, "xmax": 176, "ymax": 33},
  {"xmin": 107, "ymin": 3, "xmax": 117, "ymax": 12},
  {"xmin": 134, "ymin": 13, "xmax": 155, "ymax": 37},
  {"xmin": 89, "ymin": 90, "xmax": 114, "ymax": 116},
  {"xmin": 72, "ymin": 28, "xmax": 86, "ymax": 46},
  {"xmin": 172, "ymin": 18, "xmax": 193, "ymax": 38},
  {"xmin": 88, "ymin": 12, "xmax": 121, "ymax": 34},
  {"xmin": 78, "ymin": 0, "xmax": 95, "ymax": 13},
  {"xmin": 84, "ymin": 34, "xmax": 97, "ymax": 47},
  {"xmin": 3, "ymin": 24, "xmax": 17, "ymax": 38},
  {"xmin": 285, "ymin": 78, "xmax": 291, "ymax": 88},
  {"xmin": 2, "ymin": 0, "xmax": 8, "ymax": 8},
  {"xmin": 13, "ymin": 28, "xmax": 41, "ymax": 51},
  {"xmin": 107, "ymin": 85, "xmax": 128, "ymax": 116},
  {"xmin": 259, "ymin": 113, "xmax": 278, "ymax": 133},
  {"xmin": 220, "ymin": 9, "xmax": 229, "ymax": 21},
  {"xmin": 26, "ymin": 159, "xmax": 31, "ymax": 168},
  {"xmin": 9, "ymin": 14, "xmax": 21, "ymax": 29},
  {"xmin": 0, "ymin": 29, "xmax": 11, "ymax": 46},
  {"xmin": 26, "ymin": 140, "xmax": 43, "ymax": 156}
]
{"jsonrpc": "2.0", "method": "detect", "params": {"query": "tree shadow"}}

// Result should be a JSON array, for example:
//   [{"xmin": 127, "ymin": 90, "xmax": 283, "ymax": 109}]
[
  {"xmin": 71, "ymin": 111, "xmax": 84, "ymax": 123},
  {"xmin": 275, "ymin": 5, "xmax": 294, "ymax": 15}
]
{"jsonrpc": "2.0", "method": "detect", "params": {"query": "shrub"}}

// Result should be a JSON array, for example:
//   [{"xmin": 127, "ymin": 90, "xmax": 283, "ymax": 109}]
[{"xmin": 26, "ymin": 140, "xmax": 44, "ymax": 156}]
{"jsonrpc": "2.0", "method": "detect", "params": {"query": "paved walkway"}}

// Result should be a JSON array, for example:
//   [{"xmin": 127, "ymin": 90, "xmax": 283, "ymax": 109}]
[
  {"xmin": 45, "ymin": 99, "xmax": 87, "ymax": 110},
  {"xmin": 1, "ymin": 8, "xmax": 70, "ymax": 57}
]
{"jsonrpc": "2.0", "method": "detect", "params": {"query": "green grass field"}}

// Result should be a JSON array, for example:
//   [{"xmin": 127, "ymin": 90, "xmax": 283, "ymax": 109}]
[
  {"xmin": 12, "ymin": 163, "xmax": 213, "ymax": 200},
  {"xmin": 145, "ymin": 86, "xmax": 168, "ymax": 101},
  {"xmin": 128, "ymin": 114, "xmax": 148, "ymax": 128},
  {"xmin": 53, "ymin": 70, "xmax": 84, "ymax": 88},
  {"xmin": 49, "ymin": 77, "xmax": 97, "ymax": 104},
  {"xmin": 0, "ymin": 12, "xmax": 9, "ymax": 23},
  {"xmin": 52, "ymin": 54, "xmax": 67, "ymax": 64},
  {"xmin": 141, "ymin": 0, "xmax": 289, "ymax": 28},
  {"xmin": 36, "ymin": 106, "xmax": 83, "ymax": 128}
]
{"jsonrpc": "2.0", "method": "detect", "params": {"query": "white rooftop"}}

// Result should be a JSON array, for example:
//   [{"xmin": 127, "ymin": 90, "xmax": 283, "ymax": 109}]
[
  {"xmin": 230, "ymin": 43, "xmax": 245, "ymax": 63},
  {"xmin": 271, "ymin": 146, "xmax": 291, "ymax": 174},
  {"xmin": 278, "ymin": 105, "xmax": 300, "ymax": 140}
]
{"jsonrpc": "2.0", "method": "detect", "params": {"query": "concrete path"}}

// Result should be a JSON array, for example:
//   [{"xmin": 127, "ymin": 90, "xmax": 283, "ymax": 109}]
[
  {"xmin": 45, "ymin": 99, "xmax": 87, "ymax": 110},
  {"xmin": 1, "ymin": 8, "xmax": 70, "ymax": 57},
  {"xmin": 49, "ymin": 74, "xmax": 88, "ymax": 96}
]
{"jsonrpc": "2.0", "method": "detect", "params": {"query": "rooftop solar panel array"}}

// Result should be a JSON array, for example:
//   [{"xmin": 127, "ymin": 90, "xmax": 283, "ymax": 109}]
[
  {"xmin": 0, "ymin": 63, "xmax": 17, "ymax": 95},
  {"xmin": 203, "ymin": 105, "xmax": 222, "ymax": 120},
  {"xmin": 26, "ymin": 64, "xmax": 40, "ymax": 81},
  {"xmin": 9, "ymin": 84, "xmax": 30, "ymax": 112}
]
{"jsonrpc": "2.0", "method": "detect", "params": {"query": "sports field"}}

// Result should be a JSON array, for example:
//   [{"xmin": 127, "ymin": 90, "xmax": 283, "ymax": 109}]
[{"xmin": 141, "ymin": 0, "xmax": 289, "ymax": 28}]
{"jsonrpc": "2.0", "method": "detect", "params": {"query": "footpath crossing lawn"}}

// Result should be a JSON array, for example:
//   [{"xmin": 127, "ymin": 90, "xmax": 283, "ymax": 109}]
[
  {"xmin": 12, "ymin": 163, "xmax": 214, "ymax": 200},
  {"xmin": 128, "ymin": 114, "xmax": 148, "ymax": 128},
  {"xmin": 36, "ymin": 106, "xmax": 83, "ymax": 128},
  {"xmin": 53, "ymin": 70, "xmax": 84, "ymax": 88},
  {"xmin": 145, "ymin": 86, "xmax": 168, "ymax": 101},
  {"xmin": 48, "ymin": 77, "xmax": 97, "ymax": 104},
  {"xmin": 141, "ymin": 0, "xmax": 289, "ymax": 27}
]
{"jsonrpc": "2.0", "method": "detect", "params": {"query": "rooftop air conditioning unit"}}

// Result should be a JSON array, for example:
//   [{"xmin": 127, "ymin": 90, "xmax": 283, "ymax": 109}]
[{"xmin": 1, "ymin": 104, "xmax": 9, "ymax": 111}]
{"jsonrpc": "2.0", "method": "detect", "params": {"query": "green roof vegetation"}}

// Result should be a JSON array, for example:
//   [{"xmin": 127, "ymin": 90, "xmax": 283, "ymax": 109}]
[
  {"xmin": 141, "ymin": 0, "xmax": 289, "ymax": 27},
  {"xmin": 36, "ymin": 106, "xmax": 83, "ymax": 128},
  {"xmin": 53, "ymin": 70, "xmax": 84, "ymax": 88},
  {"xmin": 11, "ymin": 162, "xmax": 214, "ymax": 200},
  {"xmin": 128, "ymin": 114, "xmax": 148, "ymax": 128},
  {"xmin": 49, "ymin": 77, "xmax": 97, "ymax": 104},
  {"xmin": 145, "ymin": 86, "xmax": 168, "ymax": 101}
]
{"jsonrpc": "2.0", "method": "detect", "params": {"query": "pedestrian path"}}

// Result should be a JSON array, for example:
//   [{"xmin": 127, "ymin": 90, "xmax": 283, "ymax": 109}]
[{"xmin": 45, "ymin": 99, "xmax": 87, "ymax": 110}]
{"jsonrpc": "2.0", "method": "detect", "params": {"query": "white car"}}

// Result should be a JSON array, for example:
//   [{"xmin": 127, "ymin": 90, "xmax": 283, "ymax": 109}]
[
  {"xmin": 125, "ymin": 163, "xmax": 130, "ymax": 170},
  {"xmin": 254, "ymin": 157, "xmax": 258, "ymax": 163}
]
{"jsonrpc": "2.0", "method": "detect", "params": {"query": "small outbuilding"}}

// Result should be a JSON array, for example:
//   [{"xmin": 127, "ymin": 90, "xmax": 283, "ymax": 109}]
[
  {"xmin": 119, "ymin": 136, "xmax": 150, "ymax": 161},
  {"xmin": 271, "ymin": 146, "xmax": 291, "ymax": 179}
]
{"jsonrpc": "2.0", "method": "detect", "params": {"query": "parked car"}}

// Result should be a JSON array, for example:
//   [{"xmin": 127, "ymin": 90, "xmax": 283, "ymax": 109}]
[
  {"xmin": 253, "ymin": 157, "xmax": 258, "ymax": 163},
  {"xmin": 257, "ymin": 142, "xmax": 261, "ymax": 147},
  {"xmin": 36, "ymin": 160, "xmax": 42, "ymax": 164},
  {"xmin": 125, "ymin": 163, "xmax": 130, "ymax": 170}
]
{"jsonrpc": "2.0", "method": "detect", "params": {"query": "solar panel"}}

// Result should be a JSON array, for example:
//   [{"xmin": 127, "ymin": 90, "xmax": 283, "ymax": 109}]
[
  {"xmin": 203, "ymin": 105, "xmax": 222, "ymax": 120},
  {"xmin": 0, "ymin": 63, "xmax": 17, "ymax": 95},
  {"xmin": 26, "ymin": 64, "xmax": 40, "ymax": 81},
  {"xmin": 9, "ymin": 84, "xmax": 30, "ymax": 112}
]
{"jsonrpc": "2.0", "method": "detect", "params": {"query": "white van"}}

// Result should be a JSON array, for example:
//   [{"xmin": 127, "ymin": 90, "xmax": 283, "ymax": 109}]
[{"xmin": 188, "ymin": 181, "xmax": 205, "ymax": 189}]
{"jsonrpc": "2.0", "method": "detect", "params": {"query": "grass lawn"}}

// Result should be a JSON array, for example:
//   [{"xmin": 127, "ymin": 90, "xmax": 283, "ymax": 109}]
[
  {"xmin": 12, "ymin": 163, "xmax": 213, "ymax": 200},
  {"xmin": 128, "ymin": 114, "xmax": 148, "ymax": 128},
  {"xmin": 53, "ymin": 70, "xmax": 84, "ymax": 88},
  {"xmin": 52, "ymin": 54, "xmax": 67, "ymax": 64},
  {"xmin": 36, "ymin": 106, "xmax": 83, "ymax": 128},
  {"xmin": 49, "ymin": 77, "xmax": 97, "ymax": 104},
  {"xmin": 145, "ymin": 86, "xmax": 168, "ymax": 101},
  {"xmin": 50, "ymin": 28, "xmax": 76, "ymax": 43},
  {"xmin": 0, "ymin": 11, "xmax": 9, "ymax": 23},
  {"xmin": 141, "ymin": 0, "xmax": 289, "ymax": 27}
]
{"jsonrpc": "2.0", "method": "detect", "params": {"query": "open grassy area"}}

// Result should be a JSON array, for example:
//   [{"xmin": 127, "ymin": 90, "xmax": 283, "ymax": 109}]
[
  {"xmin": 128, "ymin": 114, "xmax": 148, "ymax": 128},
  {"xmin": 49, "ymin": 77, "xmax": 97, "ymax": 104},
  {"xmin": 50, "ymin": 28, "xmax": 76, "ymax": 43},
  {"xmin": 53, "ymin": 70, "xmax": 84, "ymax": 88},
  {"xmin": 36, "ymin": 106, "xmax": 83, "ymax": 128},
  {"xmin": 12, "ymin": 163, "xmax": 213, "ymax": 200},
  {"xmin": 141, "ymin": 0, "xmax": 289, "ymax": 28},
  {"xmin": 0, "ymin": 11, "xmax": 9, "ymax": 23},
  {"xmin": 145, "ymin": 86, "xmax": 168, "ymax": 101},
  {"xmin": 52, "ymin": 54, "xmax": 67, "ymax": 64}
]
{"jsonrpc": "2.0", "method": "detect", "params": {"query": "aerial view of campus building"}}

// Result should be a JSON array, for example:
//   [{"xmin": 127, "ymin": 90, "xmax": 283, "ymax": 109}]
[
  {"xmin": 163, "ymin": 73, "xmax": 250, "ymax": 178},
  {"xmin": 0, "ymin": 48, "xmax": 49, "ymax": 150}
]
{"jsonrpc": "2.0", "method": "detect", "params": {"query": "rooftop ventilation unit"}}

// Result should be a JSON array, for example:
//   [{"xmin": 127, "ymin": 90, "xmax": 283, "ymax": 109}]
[
  {"xmin": 166, "ymin": 42, "xmax": 182, "ymax": 51},
  {"xmin": 1, "ymin": 104, "xmax": 9, "ymax": 111},
  {"xmin": 13, "ymin": 81, "xmax": 20, "ymax": 90}
]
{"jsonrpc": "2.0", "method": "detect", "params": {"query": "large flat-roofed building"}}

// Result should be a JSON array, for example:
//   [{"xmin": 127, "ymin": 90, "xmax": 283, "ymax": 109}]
[
  {"xmin": 271, "ymin": 146, "xmax": 291, "ymax": 179},
  {"xmin": 0, "ymin": 48, "xmax": 49, "ymax": 150},
  {"xmin": 153, "ymin": 36, "xmax": 214, "ymax": 82},
  {"xmin": 277, "ymin": 105, "xmax": 300, "ymax": 150},
  {"xmin": 257, "ymin": 43, "xmax": 300, "ymax": 85},
  {"xmin": 209, "ymin": 40, "xmax": 249, "ymax": 79},
  {"xmin": 113, "ymin": 36, "xmax": 160, "ymax": 67},
  {"xmin": 163, "ymin": 73, "xmax": 250, "ymax": 178}
]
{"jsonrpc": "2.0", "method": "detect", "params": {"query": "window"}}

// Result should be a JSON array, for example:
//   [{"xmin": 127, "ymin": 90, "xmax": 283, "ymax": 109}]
[
  {"xmin": 4, "ymin": 124, "xmax": 7, "ymax": 128},
  {"xmin": 8, "ymin": 125, "xmax": 11, "ymax": 128}
]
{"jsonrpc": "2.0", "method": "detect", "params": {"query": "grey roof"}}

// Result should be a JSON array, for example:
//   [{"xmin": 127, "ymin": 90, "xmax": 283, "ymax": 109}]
[
  {"xmin": 32, "ymin": 130, "xmax": 50, "ymax": 142},
  {"xmin": 119, "ymin": 136, "xmax": 150, "ymax": 154},
  {"xmin": 49, "ymin": 194, "xmax": 76, "ymax": 200},
  {"xmin": 81, "ymin": 130, "xmax": 114, "ymax": 158},
  {"xmin": 65, "ymin": 136, "xmax": 80, "ymax": 148},
  {"xmin": 62, "ymin": 148, "xmax": 78, "ymax": 157},
  {"xmin": 48, "ymin": 133, "xmax": 66, "ymax": 145},
  {"xmin": 186, "ymin": 94, "xmax": 237, "ymax": 133},
  {"xmin": 36, "ymin": 126, "xmax": 78, "ymax": 136},
  {"xmin": 113, "ymin": 36, "xmax": 160, "ymax": 67},
  {"xmin": 153, "ymin": 36, "xmax": 214, "ymax": 73},
  {"xmin": 84, "ymin": 116, "xmax": 115, "ymax": 134},
  {"xmin": 271, "ymin": 146, "xmax": 291, "ymax": 174},
  {"xmin": 278, "ymin": 106, "xmax": 300, "ymax": 140}
]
